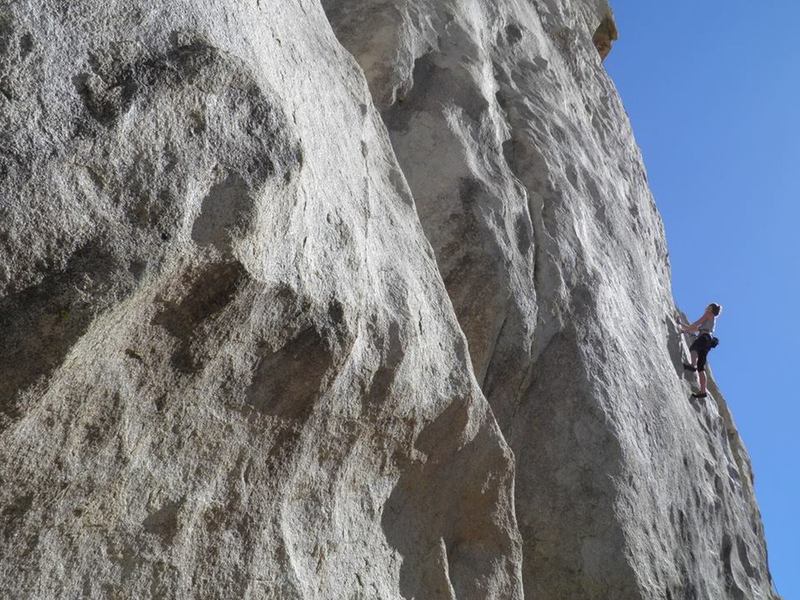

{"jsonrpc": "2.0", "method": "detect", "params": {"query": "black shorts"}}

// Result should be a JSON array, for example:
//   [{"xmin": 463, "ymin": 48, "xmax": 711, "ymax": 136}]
[{"xmin": 689, "ymin": 333, "xmax": 715, "ymax": 372}]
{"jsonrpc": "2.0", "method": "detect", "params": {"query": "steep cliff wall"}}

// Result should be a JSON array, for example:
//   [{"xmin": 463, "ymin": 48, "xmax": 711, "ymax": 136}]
[
  {"xmin": 0, "ymin": 0, "xmax": 780, "ymax": 599},
  {"xmin": 324, "ymin": 0, "xmax": 780, "ymax": 598},
  {"xmin": 0, "ymin": 2, "xmax": 521, "ymax": 598}
]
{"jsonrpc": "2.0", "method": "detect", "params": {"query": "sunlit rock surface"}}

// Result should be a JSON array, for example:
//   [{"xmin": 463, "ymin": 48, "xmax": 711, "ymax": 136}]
[
  {"xmin": 0, "ymin": 0, "xmax": 780, "ymax": 598},
  {"xmin": 0, "ymin": 2, "xmax": 520, "ymax": 598},
  {"xmin": 324, "ymin": 0, "xmax": 780, "ymax": 598}
]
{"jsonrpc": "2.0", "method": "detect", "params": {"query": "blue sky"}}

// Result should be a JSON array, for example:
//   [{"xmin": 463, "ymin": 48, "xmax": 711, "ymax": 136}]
[{"xmin": 605, "ymin": 2, "xmax": 799, "ymax": 597}]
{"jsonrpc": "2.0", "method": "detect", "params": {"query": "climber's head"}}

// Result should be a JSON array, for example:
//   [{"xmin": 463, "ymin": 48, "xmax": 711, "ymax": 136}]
[{"xmin": 708, "ymin": 303, "xmax": 722, "ymax": 316}]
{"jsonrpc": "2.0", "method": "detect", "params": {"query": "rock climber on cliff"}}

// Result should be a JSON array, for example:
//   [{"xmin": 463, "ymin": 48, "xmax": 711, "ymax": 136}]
[{"xmin": 678, "ymin": 303, "xmax": 722, "ymax": 399}]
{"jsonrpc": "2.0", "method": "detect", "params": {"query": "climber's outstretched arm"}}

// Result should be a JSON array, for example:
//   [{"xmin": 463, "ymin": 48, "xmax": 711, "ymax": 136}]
[{"xmin": 679, "ymin": 310, "xmax": 711, "ymax": 333}]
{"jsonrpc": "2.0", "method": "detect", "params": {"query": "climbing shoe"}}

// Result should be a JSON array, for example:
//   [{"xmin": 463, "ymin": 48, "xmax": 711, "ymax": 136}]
[
  {"xmin": 691, "ymin": 391, "xmax": 708, "ymax": 399},
  {"xmin": 683, "ymin": 363, "xmax": 697, "ymax": 372}
]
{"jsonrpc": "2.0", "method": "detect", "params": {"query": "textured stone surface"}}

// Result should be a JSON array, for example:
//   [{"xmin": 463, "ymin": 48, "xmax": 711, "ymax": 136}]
[
  {"xmin": 324, "ymin": 0, "xmax": 780, "ymax": 598},
  {"xmin": 0, "ymin": 2, "xmax": 521, "ymax": 598},
  {"xmin": 0, "ymin": 0, "xmax": 781, "ymax": 598}
]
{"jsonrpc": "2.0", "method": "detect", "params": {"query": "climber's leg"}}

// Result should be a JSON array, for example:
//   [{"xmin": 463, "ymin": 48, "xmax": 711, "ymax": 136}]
[
  {"xmin": 692, "ymin": 348, "xmax": 709, "ymax": 398},
  {"xmin": 698, "ymin": 370, "xmax": 708, "ymax": 394}
]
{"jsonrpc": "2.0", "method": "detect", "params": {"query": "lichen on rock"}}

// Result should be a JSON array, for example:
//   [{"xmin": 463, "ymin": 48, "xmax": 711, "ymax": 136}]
[{"xmin": 593, "ymin": 13, "xmax": 619, "ymax": 60}]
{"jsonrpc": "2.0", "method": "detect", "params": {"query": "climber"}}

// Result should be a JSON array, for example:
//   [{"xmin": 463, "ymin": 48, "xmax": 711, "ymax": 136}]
[{"xmin": 678, "ymin": 303, "xmax": 722, "ymax": 399}]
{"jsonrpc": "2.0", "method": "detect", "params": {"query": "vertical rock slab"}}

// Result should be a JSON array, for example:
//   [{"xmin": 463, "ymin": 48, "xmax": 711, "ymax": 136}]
[
  {"xmin": 0, "ymin": 2, "xmax": 522, "ymax": 598},
  {"xmin": 324, "ymin": 0, "xmax": 780, "ymax": 598}
]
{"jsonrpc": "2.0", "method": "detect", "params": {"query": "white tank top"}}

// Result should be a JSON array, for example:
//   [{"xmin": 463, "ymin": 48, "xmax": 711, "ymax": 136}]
[{"xmin": 699, "ymin": 315, "xmax": 716, "ymax": 334}]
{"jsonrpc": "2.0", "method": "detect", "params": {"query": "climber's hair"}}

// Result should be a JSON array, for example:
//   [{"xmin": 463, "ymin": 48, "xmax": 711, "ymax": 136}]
[{"xmin": 708, "ymin": 303, "xmax": 722, "ymax": 316}]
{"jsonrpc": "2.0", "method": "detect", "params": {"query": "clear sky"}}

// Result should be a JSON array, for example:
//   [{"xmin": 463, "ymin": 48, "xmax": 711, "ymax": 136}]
[{"xmin": 605, "ymin": 2, "xmax": 799, "ymax": 597}]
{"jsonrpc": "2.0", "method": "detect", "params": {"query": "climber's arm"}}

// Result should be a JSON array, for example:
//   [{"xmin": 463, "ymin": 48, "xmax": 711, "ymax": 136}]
[{"xmin": 680, "ymin": 309, "xmax": 712, "ymax": 333}]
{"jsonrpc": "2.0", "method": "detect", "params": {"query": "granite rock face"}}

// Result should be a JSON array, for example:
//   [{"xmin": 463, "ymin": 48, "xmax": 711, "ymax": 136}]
[
  {"xmin": 0, "ymin": 0, "xmax": 780, "ymax": 599},
  {"xmin": 324, "ymin": 0, "xmax": 780, "ymax": 598},
  {"xmin": 0, "ymin": 2, "xmax": 521, "ymax": 598}
]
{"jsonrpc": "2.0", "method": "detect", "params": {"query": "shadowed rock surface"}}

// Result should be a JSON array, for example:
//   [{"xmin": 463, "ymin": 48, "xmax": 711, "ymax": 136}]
[
  {"xmin": 0, "ymin": 0, "xmax": 781, "ymax": 599},
  {"xmin": 324, "ymin": 0, "xmax": 780, "ymax": 598},
  {"xmin": 0, "ymin": 2, "xmax": 521, "ymax": 598}
]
